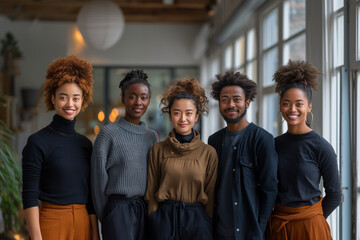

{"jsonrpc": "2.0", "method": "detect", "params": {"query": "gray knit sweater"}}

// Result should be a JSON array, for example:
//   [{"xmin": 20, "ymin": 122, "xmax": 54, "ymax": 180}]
[{"xmin": 91, "ymin": 117, "xmax": 159, "ymax": 220}]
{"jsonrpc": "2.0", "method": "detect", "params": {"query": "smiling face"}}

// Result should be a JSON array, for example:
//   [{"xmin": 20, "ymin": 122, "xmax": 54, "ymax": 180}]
[
  {"xmin": 219, "ymin": 85, "xmax": 250, "ymax": 126},
  {"xmin": 123, "ymin": 83, "xmax": 150, "ymax": 125},
  {"xmin": 169, "ymin": 98, "xmax": 199, "ymax": 135},
  {"xmin": 280, "ymin": 87, "xmax": 312, "ymax": 134},
  {"xmin": 51, "ymin": 83, "xmax": 83, "ymax": 120}
]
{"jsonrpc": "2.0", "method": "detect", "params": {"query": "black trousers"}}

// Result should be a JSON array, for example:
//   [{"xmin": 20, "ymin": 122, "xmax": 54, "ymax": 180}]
[
  {"xmin": 102, "ymin": 195, "xmax": 147, "ymax": 240},
  {"xmin": 148, "ymin": 200, "xmax": 213, "ymax": 240}
]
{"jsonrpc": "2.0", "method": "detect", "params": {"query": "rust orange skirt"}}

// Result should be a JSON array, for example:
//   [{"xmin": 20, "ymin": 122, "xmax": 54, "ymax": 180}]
[
  {"xmin": 267, "ymin": 197, "xmax": 332, "ymax": 240},
  {"xmin": 29, "ymin": 202, "xmax": 91, "ymax": 240}
]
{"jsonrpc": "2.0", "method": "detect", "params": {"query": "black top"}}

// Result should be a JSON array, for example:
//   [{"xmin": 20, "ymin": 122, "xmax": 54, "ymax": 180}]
[
  {"xmin": 22, "ymin": 114, "xmax": 95, "ymax": 214},
  {"xmin": 216, "ymin": 127, "xmax": 246, "ymax": 237},
  {"xmin": 175, "ymin": 131, "xmax": 194, "ymax": 143},
  {"xmin": 275, "ymin": 131, "xmax": 341, "ymax": 218}
]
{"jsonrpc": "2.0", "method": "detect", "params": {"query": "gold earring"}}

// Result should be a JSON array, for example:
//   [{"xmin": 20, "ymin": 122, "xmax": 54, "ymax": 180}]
[
  {"xmin": 278, "ymin": 111, "xmax": 284, "ymax": 123},
  {"xmin": 306, "ymin": 112, "xmax": 313, "ymax": 125}
]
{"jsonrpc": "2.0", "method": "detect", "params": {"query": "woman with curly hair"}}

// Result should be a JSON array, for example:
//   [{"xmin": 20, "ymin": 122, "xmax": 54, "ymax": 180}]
[
  {"xmin": 22, "ymin": 56, "xmax": 99, "ymax": 240},
  {"xmin": 91, "ymin": 69, "xmax": 159, "ymax": 240},
  {"xmin": 267, "ymin": 60, "xmax": 341, "ymax": 239},
  {"xmin": 144, "ymin": 77, "xmax": 218, "ymax": 240}
]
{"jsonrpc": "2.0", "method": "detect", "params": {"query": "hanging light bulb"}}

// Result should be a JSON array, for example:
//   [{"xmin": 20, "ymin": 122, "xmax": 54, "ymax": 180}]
[{"xmin": 76, "ymin": 0, "xmax": 125, "ymax": 50}]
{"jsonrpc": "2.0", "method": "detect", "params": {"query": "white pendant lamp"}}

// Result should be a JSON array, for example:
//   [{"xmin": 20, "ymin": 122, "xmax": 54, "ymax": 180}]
[{"xmin": 76, "ymin": 0, "xmax": 125, "ymax": 50}]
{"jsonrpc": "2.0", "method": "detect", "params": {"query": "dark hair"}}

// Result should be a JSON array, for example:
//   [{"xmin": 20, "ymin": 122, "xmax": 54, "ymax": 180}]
[
  {"xmin": 161, "ymin": 77, "xmax": 208, "ymax": 116},
  {"xmin": 211, "ymin": 71, "xmax": 257, "ymax": 101},
  {"xmin": 119, "ymin": 69, "xmax": 151, "ymax": 99},
  {"xmin": 44, "ymin": 55, "xmax": 93, "ymax": 112},
  {"xmin": 273, "ymin": 60, "xmax": 320, "ymax": 103}
]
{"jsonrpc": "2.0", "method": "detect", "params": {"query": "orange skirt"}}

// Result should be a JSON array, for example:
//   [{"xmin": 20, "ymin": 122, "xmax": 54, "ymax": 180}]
[
  {"xmin": 29, "ymin": 202, "xmax": 91, "ymax": 240},
  {"xmin": 267, "ymin": 197, "xmax": 332, "ymax": 240}
]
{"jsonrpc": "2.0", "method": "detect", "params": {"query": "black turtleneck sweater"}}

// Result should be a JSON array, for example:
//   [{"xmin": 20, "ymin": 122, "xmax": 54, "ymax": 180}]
[{"xmin": 22, "ymin": 114, "xmax": 94, "ymax": 214}]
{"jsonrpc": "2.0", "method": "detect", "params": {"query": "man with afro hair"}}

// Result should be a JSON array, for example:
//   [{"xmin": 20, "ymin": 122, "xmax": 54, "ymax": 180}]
[{"xmin": 208, "ymin": 71, "xmax": 278, "ymax": 240}]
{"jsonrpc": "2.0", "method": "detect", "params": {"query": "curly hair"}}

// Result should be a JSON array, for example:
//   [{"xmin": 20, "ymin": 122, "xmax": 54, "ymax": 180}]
[
  {"xmin": 44, "ymin": 55, "xmax": 93, "ymax": 112},
  {"xmin": 119, "ymin": 69, "xmax": 151, "ymax": 99},
  {"xmin": 273, "ymin": 60, "xmax": 320, "ymax": 103},
  {"xmin": 161, "ymin": 77, "xmax": 208, "ymax": 116},
  {"xmin": 211, "ymin": 71, "xmax": 257, "ymax": 101}
]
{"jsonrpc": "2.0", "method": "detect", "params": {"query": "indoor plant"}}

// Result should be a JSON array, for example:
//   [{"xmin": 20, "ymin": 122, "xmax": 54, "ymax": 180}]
[
  {"xmin": 0, "ymin": 95, "xmax": 22, "ymax": 238},
  {"xmin": 1, "ymin": 32, "xmax": 23, "ymax": 74}
]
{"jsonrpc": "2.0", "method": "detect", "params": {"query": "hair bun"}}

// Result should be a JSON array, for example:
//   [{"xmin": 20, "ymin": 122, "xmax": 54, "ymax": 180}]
[{"xmin": 273, "ymin": 60, "xmax": 320, "ymax": 94}]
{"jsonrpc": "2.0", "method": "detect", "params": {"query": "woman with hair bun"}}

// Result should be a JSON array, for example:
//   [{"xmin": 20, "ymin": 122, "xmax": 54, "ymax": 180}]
[
  {"xmin": 91, "ymin": 69, "xmax": 158, "ymax": 240},
  {"xmin": 267, "ymin": 60, "xmax": 341, "ymax": 239},
  {"xmin": 144, "ymin": 77, "xmax": 218, "ymax": 240},
  {"xmin": 22, "ymin": 56, "xmax": 99, "ymax": 240}
]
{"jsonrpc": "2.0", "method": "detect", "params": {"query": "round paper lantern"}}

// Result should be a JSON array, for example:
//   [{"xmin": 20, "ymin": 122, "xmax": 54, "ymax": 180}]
[{"xmin": 77, "ymin": 0, "xmax": 125, "ymax": 50}]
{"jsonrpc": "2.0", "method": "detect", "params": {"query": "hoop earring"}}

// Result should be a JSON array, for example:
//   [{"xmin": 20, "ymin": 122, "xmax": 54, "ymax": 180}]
[
  {"xmin": 278, "ymin": 111, "xmax": 284, "ymax": 123},
  {"xmin": 306, "ymin": 112, "xmax": 313, "ymax": 125}
]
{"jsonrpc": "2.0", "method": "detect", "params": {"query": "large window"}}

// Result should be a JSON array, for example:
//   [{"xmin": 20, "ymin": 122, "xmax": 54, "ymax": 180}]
[
  {"xmin": 356, "ymin": 72, "xmax": 360, "ymax": 240},
  {"xmin": 260, "ymin": 0, "xmax": 306, "ymax": 136},
  {"xmin": 234, "ymin": 28, "xmax": 258, "ymax": 123},
  {"xmin": 202, "ymin": 0, "xmax": 358, "ymax": 238},
  {"xmin": 351, "ymin": 0, "xmax": 360, "ymax": 239}
]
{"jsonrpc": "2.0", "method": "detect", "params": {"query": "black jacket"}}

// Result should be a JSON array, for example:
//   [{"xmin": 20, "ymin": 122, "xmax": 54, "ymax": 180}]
[{"xmin": 208, "ymin": 123, "xmax": 278, "ymax": 240}]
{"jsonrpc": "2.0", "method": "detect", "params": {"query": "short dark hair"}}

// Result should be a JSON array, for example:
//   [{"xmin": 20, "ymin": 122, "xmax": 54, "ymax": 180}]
[
  {"xmin": 211, "ymin": 71, "xmax": 257, "ymax": 101},
  {"xmin": 119, "ymin": 69, "xmax": 151, "ymax": 99}
]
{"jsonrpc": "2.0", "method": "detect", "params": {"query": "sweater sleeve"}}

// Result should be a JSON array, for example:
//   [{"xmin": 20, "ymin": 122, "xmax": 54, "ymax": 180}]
[
  {"xmin": 22, "ymin": 135, "xmax": 44, "ymax": 209},
  {"xmin": 144, "ymin": 145, "xmax": 160, "ymax": 215},
  {"xmin": 256, "ymin": 132, "xmax": 278, "ymax": 233},
  {"xmin": 318, "ymin": 140, "xmax": 342, "ymax": 218},
  {"xmin": 204, "ymin": 147, "xmax": 218, "ymax": 218},
  {"xmin": 86, "ymin": 142, "xmax": 96, "ymax": 215},
  {"xmin": 91, "ymin": 128, "xmax": 111, "ymax": 221}
]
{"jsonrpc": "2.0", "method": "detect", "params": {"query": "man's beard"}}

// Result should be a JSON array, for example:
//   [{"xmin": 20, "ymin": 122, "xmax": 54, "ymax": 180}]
[{"xmin": 221, "ymin": 107, "xmax": 247, "ymax": 124}]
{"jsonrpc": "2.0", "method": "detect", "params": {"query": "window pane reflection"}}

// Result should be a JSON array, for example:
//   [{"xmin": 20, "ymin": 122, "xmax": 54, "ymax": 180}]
[
  {"xmin": 246, "ymin": 29, "xmax": 256, "ymax": 61},
  {"xmin": 246, "ymin": 60, "xmax": 257, "ymax": 83},
  {"xmin": 283, "ymin": 33, "xmax": 306, "ymax": 64},
  {"xmin": 333, "ymin": 0, "xmax": 344, "ymax": 12},
  {"xmin": 263, "ymin": 47, "xmax": 278, "ymax": 86},
  {"xmin": 262, "ymin": 94, "xmax": 279, "ymax": 136},
  {"xmin": 234, "ymin": 35, "xmax": 245, "ymax": 69},
  {"xmin": 283, "ymin": 0, "xmax": 306, "ymax": 40},
  {"xmin": 263, "ymin": 9, "xmax": 278, "ymax": 49},
  {"xmin": 224, "ymin": 45, "xmax": 233, "ymax": 70},
  {"xmin": 357, "ymin": 6, "xmax": 360, "ymax": 61},
  {"xmin": 334, "ymin": 14, "xmax": 344, "ymax": 67}
]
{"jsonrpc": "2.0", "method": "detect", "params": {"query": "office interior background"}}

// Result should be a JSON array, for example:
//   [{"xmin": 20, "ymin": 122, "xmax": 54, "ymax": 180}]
[{"xmin": 0, "ymin": 0, "xmax": 358, "ymax": 239}]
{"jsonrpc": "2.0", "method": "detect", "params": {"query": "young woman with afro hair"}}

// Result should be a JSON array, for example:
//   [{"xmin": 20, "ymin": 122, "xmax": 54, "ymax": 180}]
[
  {"xmin": 22, "ymin": 56, "xmax": 99, "ymax": 240},
  {"xmin": 267, "ymin": 60, "xmax": 342, "ymax": 240},
  {"xmin": 145, "ymin": 77, "xmax": 218, "ymax": 240}
]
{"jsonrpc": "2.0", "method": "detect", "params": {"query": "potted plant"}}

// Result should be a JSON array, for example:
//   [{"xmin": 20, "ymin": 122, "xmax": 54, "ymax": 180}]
[
  {"xmin": 0, "ymin": 95, "xmax": 22, "ymax": 239},
  {"xmin": 1, "ymin": 32, "xmax": 23, "ymax": 74}
]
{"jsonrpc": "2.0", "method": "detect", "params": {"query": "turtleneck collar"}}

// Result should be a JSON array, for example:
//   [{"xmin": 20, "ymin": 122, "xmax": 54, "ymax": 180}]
[
  {"xmin": 166, "ymin": 129, "xmax": 202, "ymax": 153},
  {"xmin": 50, "ymin": 114, "xmax": 76, "ymax": 134},
  {"xmin": 175, "ymin": 131, "xmax": 194, "ymax": 143},
  {"xmin": 117, "ymin": 117, "xmax": 148, "ymax": 134}
]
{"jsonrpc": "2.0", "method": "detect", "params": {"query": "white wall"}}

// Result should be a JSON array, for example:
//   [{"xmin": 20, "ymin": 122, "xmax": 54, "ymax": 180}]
[{"xmin": 0, "ymin": 16, "xmax": 201, "ymax": 154}]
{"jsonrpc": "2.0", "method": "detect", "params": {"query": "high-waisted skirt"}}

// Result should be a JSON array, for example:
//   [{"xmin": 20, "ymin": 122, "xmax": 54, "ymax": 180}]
[
  {"xmin": 29, "ymin": 201, "xmax": 91, "ymax": 240},
  {"xmin": 267, "ymin": 197, "xmax": 332, "ymax": 240}
]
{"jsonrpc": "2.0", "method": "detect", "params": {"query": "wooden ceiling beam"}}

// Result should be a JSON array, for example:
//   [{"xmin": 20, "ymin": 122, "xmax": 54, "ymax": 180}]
[{"xmin": 0, "ymin": 0, "xmax": 213, "ymax": 23}]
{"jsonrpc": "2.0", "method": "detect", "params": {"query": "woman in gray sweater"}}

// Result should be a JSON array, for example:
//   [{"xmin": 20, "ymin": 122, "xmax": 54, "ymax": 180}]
[{"xmin": 91, "ymin": 69, "xmax": 158, "ymax": 240}]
